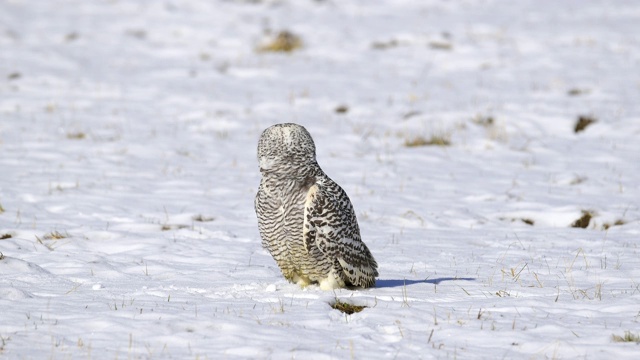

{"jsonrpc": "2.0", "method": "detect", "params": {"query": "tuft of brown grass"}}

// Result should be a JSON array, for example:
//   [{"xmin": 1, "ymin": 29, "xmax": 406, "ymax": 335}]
[
  {"xmin": 612, "ymin": 331, "xmax": 640, "ymax": 343},
  {"xmin": 571, "ymin": 210, "xmax": 594, "ymax": 229},
  {"xmin": 192, "ymin": 214, "xmax": 215, "ymax": 222},
  {"xmin": 404, "ymin": 135, "xmax": 451, "ymax": 147},
  {"xmin": 334, "ymin": 105, "xmax": 349, "ymax": 114},
  {"xmin": 428, "ymin": 41, "xmax": 453, "ymax": 50},
  {"xmin": 67, "ymin": 132, "xmax": 86, "ymax": 140},
  {"xmin": 65, "ymin": 32, "xmax": 79, "ymax": 42},
  {"xmin": 0, "ymin": 234, "xmax": 12, "ymax": 240},
  {"xmin": 258, "ymin": 31, "xmax": 302, "ymax": 53},
  {"xmin": 603, "ymin": 219, "xmax": 625, "ymax": 230},
  {"xmin": 567, "ymin": 88, "xmax": 590, "ymax": 96},
  {"xmin": 569, "ymin": 176, "xmax": 587, "ymax": 185},
  {"xmin": 161, "ymin": 224, "xmax": 189, "ymax": 231},
  {"xmin": 520, "ymin": 218, "xmax": 534, "ymax": 226},
  {"xmin": 500, "ymin": 217, "xmax": 534, "ymax": 226},
  {"xmin": 574, "ymin": 115, "xmax": 596, "ymax": 133},
  {"xmin": 44, "ymin": 231, "xmax": 68, "ymax": 240},
  {"xmin": 371, "ymin": 39, "xmax": 399, "ymax": 50},
  {"xmin": 472, "ymin": 115, "xmax": 494, "ymax": 127},
  {"xmin": 331, "ymin": 300, "xmax": 366, "ymax": 315}
]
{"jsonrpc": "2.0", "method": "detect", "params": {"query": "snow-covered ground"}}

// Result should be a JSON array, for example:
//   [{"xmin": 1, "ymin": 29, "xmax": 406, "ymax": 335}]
[{"xmin": 1, "ymin": 0, "xmax": 639, "ymax": 358}]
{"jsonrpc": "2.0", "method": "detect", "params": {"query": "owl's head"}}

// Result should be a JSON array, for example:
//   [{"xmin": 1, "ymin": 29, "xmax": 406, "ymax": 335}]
[{"xmin": 257, "ymin": 123, "xmax": 317, "ymax": 173}]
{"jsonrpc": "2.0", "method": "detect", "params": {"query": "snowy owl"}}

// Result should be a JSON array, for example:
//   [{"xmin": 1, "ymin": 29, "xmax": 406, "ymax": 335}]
[{"xmin": 255, "ymin": 123, "xmax": 378, "ymax": 290}]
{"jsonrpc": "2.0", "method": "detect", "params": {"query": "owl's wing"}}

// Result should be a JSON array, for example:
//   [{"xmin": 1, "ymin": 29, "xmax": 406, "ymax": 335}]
[{"xmin": 303, "ymin": 180, "xmax": 378, "ymax": 287}]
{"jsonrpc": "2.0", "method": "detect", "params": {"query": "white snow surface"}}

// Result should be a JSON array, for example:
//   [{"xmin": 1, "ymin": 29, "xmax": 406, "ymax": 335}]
[{"xmin": 1, "ymin": 0, "xmax": 640, "ymax": 359}]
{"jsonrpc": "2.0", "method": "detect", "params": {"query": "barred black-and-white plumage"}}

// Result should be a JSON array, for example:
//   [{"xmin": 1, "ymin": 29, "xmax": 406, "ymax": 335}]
[{"xmin": 255, "ymin": 123, "xmax": 378, "ymax": 289}]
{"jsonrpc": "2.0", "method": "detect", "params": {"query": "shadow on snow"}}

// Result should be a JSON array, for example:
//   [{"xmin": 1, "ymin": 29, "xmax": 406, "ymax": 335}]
[{"xmin": 375, "ymin": 277, "xmax": 475, "ymax": 288}]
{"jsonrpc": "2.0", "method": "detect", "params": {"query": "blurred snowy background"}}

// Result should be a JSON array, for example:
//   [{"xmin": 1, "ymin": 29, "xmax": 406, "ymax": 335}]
[{"xmin": 1, "ymin": 0, "xmax": 639, "ymax": 358}]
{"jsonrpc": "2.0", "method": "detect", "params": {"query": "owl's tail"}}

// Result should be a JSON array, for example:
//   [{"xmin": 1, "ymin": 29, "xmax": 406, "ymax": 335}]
[{"xmin": 338, "ymin": 255, "xmax": 378, "ymax": 289}]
